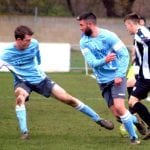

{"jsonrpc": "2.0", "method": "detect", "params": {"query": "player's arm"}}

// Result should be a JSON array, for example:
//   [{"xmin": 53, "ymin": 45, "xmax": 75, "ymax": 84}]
[
  {"xmin": 113, "ymin": 41, "xmax": 129, "ymax": 85},
  {"xmin": 110, "ymin": 34, "xmax": 129, "ymax": 78},
  {"xmin": 80, "ymin": 47, "xmax": 105, "ymax": 68},
  {"xmin": 35, "ymin": 43, "xmax": 41, "ymax": 65},
  {"xmin": 129, "ymin": 45, "xmax": 136, "ymax": 64},
  {"xmin": 80, "ymin": 44, "xmax": 115, "ymax": 68}
]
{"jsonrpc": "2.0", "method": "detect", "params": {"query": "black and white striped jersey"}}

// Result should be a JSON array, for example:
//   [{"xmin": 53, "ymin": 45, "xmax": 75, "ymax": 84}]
[{"xmin": 134, "ymin": 26, "xmax": 150, "ymax": 79}]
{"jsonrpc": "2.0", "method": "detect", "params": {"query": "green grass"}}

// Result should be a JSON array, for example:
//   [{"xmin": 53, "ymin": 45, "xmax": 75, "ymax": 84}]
[
  {"xmin": 71, "ymin": 50, "xmax": 93, "ymax": 74},
  {"xmin": 0, "ymin": 72, "xmax": 150, "ymax": 150},
  {"xmin": 71, "ymin": 50, "xmax": 85, "ymax": 69}
]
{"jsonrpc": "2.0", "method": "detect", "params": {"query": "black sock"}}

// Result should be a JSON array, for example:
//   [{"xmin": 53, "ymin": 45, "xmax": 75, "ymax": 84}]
[
  {"xmin": 127, "ymin": 87, "xmax": 133, "ymax": 99},
  {"xmin": 116, "ymin": 116, "xmax": 122, "ymax": 123},
  {"xmin": 129, "ymin": 106, "xmax": 135, "ymax": 114},
  {"xmin": 132, "ymin": 102, "xmax": 150, "ymax": 127}
]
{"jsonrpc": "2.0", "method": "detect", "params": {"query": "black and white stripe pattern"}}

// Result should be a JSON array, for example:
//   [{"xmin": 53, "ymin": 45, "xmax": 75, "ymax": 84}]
[{"xmin": 134, "ymin": 26, "xmax": 150, "ymax": 79}]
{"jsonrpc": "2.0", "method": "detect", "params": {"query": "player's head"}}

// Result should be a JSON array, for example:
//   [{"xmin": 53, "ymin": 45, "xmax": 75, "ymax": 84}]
[
  {"xmin": 124, "ymin": 13, "xmax": 140, "ymax": 35},
  {"xmin": 76, "ymin": 12, "xmax": 97, "ymax": 36},
  {"xmin": 14, "ymin": 25, "xmax": 34, "ymax": 50},
  {"xmin": 139, "ymin": 16, "xmax": 146, "ymax": 26}
]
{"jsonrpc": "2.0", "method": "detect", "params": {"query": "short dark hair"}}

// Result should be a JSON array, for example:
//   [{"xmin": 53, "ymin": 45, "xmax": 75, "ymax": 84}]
[
  {"xmin": 124, "ymin": 12, "xmax": 140, "ymax": 23},
  {"xmin": 139, "ymin": 15, "xmax": 146, "ymax": 24},
  {"xmin": 14, "ymin": 25, "xmax": 34, "ymax": 40},
  {"xmin": 76, "ymin": 12, "xmax": 97, "ymax": 24}
]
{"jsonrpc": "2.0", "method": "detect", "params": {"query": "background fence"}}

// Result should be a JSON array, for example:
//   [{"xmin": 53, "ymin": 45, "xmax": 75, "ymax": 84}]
[
  {"xmin": 0, "ymin": 16, "xmax": 137, "ymax": 74},
  {"xmin": 71, "ymin": 44, "xmax": 133, "ymax": 75}
]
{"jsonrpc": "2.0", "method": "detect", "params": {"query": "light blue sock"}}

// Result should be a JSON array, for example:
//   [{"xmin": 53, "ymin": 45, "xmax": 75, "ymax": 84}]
[
  {"xmin": 75, "ymin": 102, "xmax": 101, "ymax": 122},
  {"xmin": 16, "ymin": 105, "xmax": 28, "ymax": 133},
  {"xmin": 120, "ymin": 111, "xmax": 138, "ymax": 139},
  {"xmin": 130, "ymin": 114, "xmax": 138, "ymax": 124}
]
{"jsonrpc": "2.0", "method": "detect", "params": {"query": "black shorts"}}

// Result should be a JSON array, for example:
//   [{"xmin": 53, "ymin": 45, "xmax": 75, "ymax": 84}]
[
  {"xmin": 131, "ymin": 78, "xmax": 150, "ymax": 100},
  {"xmin": 14, "ymin": 77, "xmax": 55, "ymax": 101}
]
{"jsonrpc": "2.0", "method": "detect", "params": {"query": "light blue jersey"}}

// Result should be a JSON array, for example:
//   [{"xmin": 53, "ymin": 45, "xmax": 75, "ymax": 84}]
[
  {"xmin": 80, "ymin": 28, "xmax": 129, "ymax": 83},
  {"xmin": 0, "ymin": 39, "xmax": 46, "ymax": 84}
]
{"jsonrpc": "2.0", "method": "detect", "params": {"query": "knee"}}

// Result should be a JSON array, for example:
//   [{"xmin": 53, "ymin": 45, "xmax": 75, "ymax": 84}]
[
  {"xmin": 128, "ymin": 96, "xmax": 138, "ymax": 108},
  {"xmin": 114, "ymin": 104, "xmax": 126, "ymax": 116},
  {"xmin": 63, "ymin": 96, "xmax": 77, "ymax": 107},
  {"xmin": 16, "ymin": 94, "xmax": 27, "ymax": 106},
  {"xmin": 114, "ymin": 103, "xmax": 123, "ymax": 111},
  {"xmin": 61, "ymin": 95, "xmax": 78, "ymax": 107},
  {"xmin": 15, "ymin": 88, "xmax": 28, "ymax": 105},
  {"xmin": 128, "ymin": 100, "xmax": 132, "ymax": 107}
]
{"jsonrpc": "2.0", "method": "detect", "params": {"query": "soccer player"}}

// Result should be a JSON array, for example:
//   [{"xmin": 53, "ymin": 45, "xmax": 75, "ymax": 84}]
[
  {"xmin": 127, "ymin": 15, "xmax": 150, "ymax": 102},
  {"xmin": 77, "ymin": 12, "xmax": 142, "ymax": 144},
  {"xmin": 0, "ymin": 25, "xmax": 114, "ymax": 140},
  {"xmin": 139, "ymin": 16, "xmax": 150, "ymax": 30},
  {"xmin": 124, "ymin": 12, "xmax": 150, "ymax": 140}
]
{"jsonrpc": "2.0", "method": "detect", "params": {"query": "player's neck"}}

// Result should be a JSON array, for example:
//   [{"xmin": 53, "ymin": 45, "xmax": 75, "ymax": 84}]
[
  {"xmin": 14, "ymin": 42, "xmax": 23, "ymax": 50},
  {"xmin": 91, "ymin": 27, "xmax": 100, "ymax": 37},
  {"xmin": 135, "ymin": 25, "xmax": 141, "ymax": 34},
  {"xmin": 15, "ymin": 43, "xmax": 20, "ymax": 50}
]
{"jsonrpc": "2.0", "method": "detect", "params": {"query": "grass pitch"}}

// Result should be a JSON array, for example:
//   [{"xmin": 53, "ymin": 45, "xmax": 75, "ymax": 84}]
[{"xmin": 0, "ymin": 72, "xmax": 150, "ymax": 150}]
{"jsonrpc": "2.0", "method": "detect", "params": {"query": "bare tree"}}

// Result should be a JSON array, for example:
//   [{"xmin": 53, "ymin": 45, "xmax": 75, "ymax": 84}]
[
  {"xmin": 102, "ymin": 0, "xmax": 136, "ymax": 17},
  {"xmin": 66, "ymin": 0, "xmax": 75, "ymax": 16},
  {"xmin": 102, "ymin": 0, "xmax": 116, "ymax": 17},
  {"xmin": 5, "ymin": 0, "xmax": 14, "ymax": 13}
]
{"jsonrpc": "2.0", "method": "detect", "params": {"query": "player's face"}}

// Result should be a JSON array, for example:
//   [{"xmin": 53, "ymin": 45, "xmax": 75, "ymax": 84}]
[
  {"xmin": 79, "ymin": 20, "xmax": 93, "ymax": 36},
  {"xmin": 16, "ymin": 35, "xmax": 32, "ymax": 50},
  {"xmin": 139, "ymin": 19, "xmax": 145, "ymax": 26},
  {"xmin": 124, "ymin": 20, "xmax": 136, "ymax": 35}
]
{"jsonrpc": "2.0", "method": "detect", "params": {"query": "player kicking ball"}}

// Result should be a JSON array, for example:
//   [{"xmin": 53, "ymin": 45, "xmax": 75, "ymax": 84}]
[
  {"xmin": 0, "ymin": 25, "xmax": 114, "ymax": 140},
  {"xmin": 76, "ymin": 12, "xmax": 147, "ymax": 144}
]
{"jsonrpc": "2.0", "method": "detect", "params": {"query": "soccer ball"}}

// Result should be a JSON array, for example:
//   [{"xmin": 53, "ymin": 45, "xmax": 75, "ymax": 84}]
[
  {"xmin": 119, "ymin": 124, "xmax": 137, "ymax": 138},
  {"xmin": 119, "ymin": 124, "xmax": 129, "ymax": 138}
]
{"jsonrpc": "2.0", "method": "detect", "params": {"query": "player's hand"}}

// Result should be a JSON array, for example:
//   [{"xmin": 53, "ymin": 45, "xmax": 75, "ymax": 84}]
[
  {"xmin": 114, "ymin": 77, "xmax": 122, "ymax": 86},
  {"xmin": 105, "ymin": 53, "xmax": 116, "ymax": 63}
]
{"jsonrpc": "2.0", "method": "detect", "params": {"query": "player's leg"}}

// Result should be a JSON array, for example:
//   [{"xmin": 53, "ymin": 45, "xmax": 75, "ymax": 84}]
[
  {"xmin": 128, "ymin": 78, "xmax": 150, "ymax": 140},
  {"xmin": 112, "ymin": 98, "xmax": 140, "ymax": 144},
  {"xmin": 127, "ymin": 78, "xmax": 136, "ymax": 98},
  {"xmin": 126, "ymin": 79, "xmax": 146, "ymax": 135},
  {"xmin": 126, "ymin": 65, "xmax": 136, "ymax": 97},
  {"xmin": 128, "ymin": 79, "xmax": 150, "ymax": 128},
  {"xmin": 111, "ymin": 77, "xmax": 140, "ymax": 144},
  {"xmin": 126, "ymin": 77, "xmax": 136, "ymax": 113},
  {"xmin": 15, "ymin": 83, "xmax": 30, "ymax": 139},
  {"xmin": 129, "ymin": 95, "xmax": 150, "ymax": 139},
  {"xmin": 51, "ymin": 84, "xmax": 114, "ymax": 130}
]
